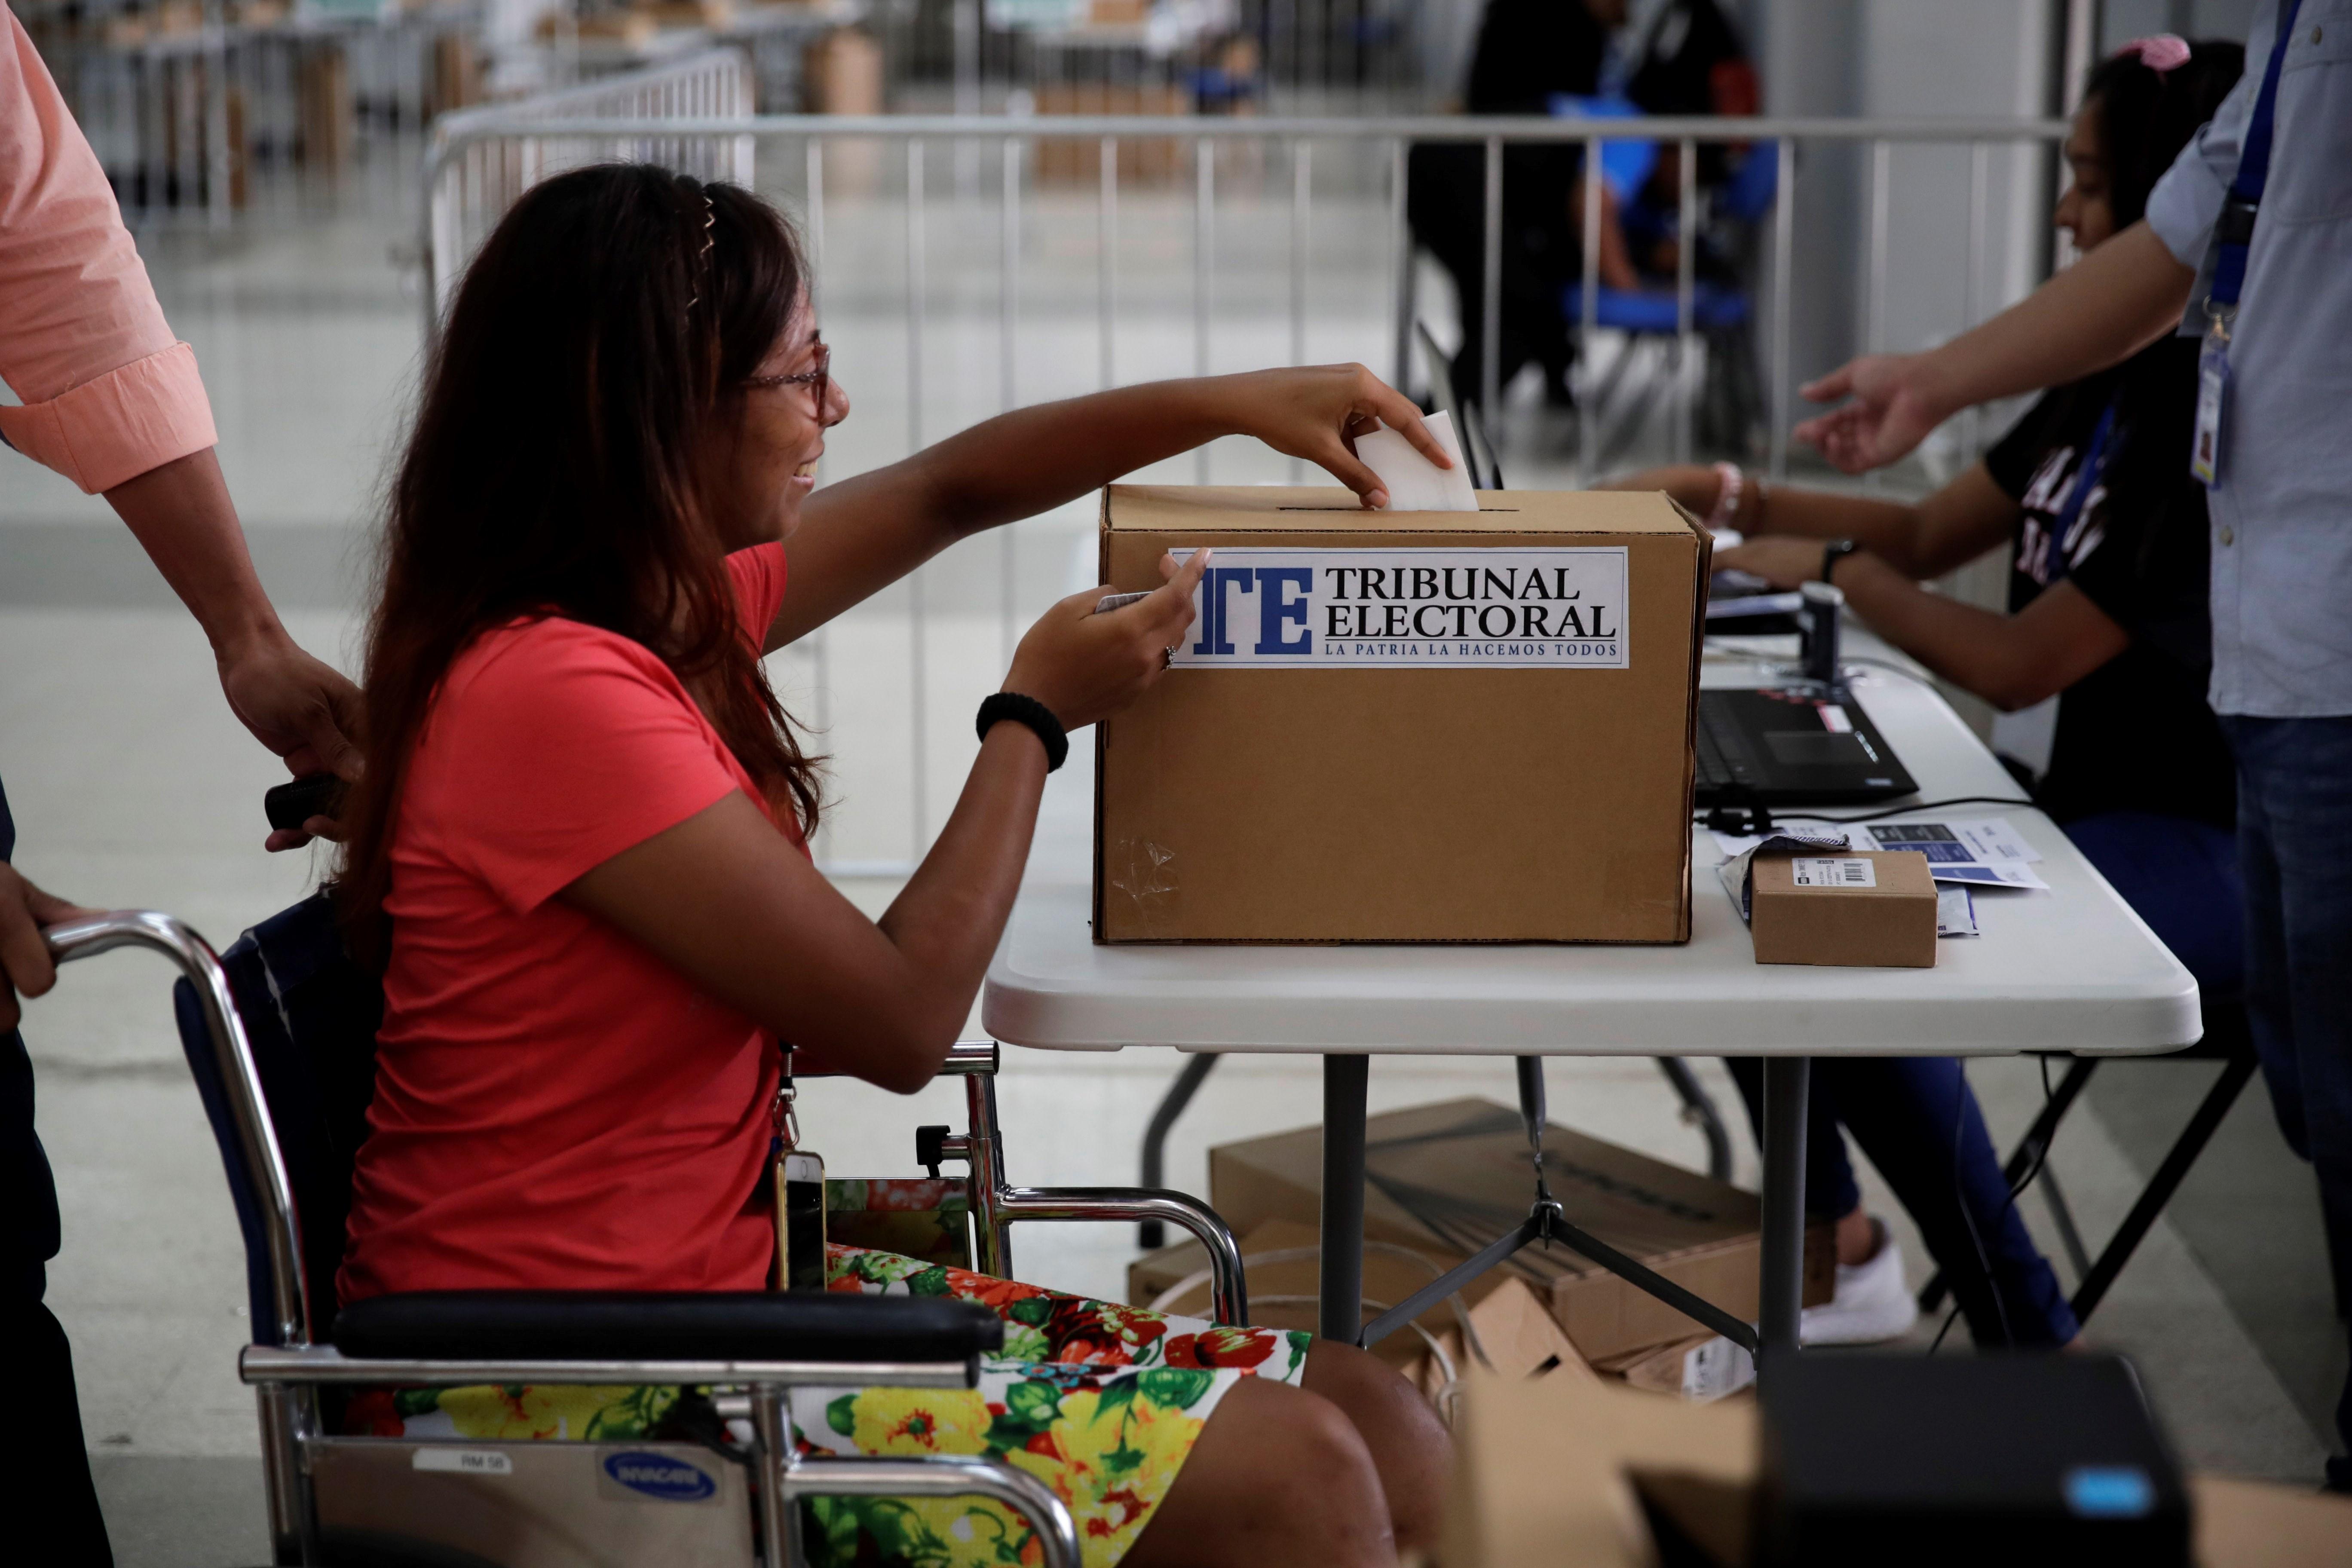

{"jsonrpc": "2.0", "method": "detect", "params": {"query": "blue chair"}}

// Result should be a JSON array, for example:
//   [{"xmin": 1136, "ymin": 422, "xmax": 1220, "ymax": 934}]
[
  {"xmin": 1567, "ymin": 139, "xmax": 1776, "ymax": 463},
  {"xmin": 46, "ymin": 894, "xmax": 1244, "ymax": 1566}
]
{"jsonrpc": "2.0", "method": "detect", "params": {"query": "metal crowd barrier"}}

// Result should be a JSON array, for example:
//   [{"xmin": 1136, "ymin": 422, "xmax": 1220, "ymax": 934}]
[
  {"xmin": 425, "ymin": 46, "xmax": 756, "ymax": 291},
  {"xmin": 420, "ymin": 110, "xmax": 2067, "ymax": 872}
]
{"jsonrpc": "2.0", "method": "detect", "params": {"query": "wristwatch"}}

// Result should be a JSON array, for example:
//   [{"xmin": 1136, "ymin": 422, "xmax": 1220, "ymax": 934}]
[{"xmin": 1820, "ymin": 538, "xmax": 1862, "ymax": 584}]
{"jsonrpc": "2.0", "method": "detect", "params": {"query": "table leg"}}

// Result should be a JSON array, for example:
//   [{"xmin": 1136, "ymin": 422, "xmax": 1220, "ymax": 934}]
[
  {"xmin": 1760, "ymin": 1055, "xmax": 1811, "ymax": 1365},
  {"xmin": 1320, "ymin": 1054, "xmax": 1370, "ymax": 1343}
]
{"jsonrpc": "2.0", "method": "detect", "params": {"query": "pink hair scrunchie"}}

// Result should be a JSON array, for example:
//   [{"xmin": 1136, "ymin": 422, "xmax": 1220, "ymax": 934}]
[{"xmin": 2115, "ymin": 33, "xmax": 2192, "ymax": 74}]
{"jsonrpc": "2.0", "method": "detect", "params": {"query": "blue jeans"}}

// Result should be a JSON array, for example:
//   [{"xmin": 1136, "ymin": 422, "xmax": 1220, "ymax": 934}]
[
  {"xmin": 2218, "ymin": 715, "xmax": 2352, "ymax": 1483},
  {"xmin": 1726, "ymin": 1057, "xmax": 2079, "ymax": 1348},
  {"xmin": 2062, "ymin": 811, "xmax": 2245, "ymax": 1001}
]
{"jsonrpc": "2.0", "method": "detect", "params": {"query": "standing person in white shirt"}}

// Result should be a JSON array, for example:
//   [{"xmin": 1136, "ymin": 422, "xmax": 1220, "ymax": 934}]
[{"xmin": 1793, "ymin": 0, "xmax": 2352, "ymax": 1488}]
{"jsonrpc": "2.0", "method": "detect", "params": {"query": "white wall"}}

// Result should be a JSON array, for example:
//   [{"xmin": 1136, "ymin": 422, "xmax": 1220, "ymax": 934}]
[{"xmin": 1755, "ymin": 0, "xmax": 2063, "ymax": 470}]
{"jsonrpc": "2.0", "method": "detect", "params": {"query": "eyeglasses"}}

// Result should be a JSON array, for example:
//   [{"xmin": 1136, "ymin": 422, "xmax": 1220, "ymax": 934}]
[{"xmin": 745, "ymin": 340, "xmax": 831, "ymax": 419}]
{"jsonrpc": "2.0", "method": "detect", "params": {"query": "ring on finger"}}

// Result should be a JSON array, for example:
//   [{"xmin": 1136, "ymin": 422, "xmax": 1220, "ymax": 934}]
[{"xmin": 1162, "ymin": 645, "xmax": 1177, "ymax": 669}]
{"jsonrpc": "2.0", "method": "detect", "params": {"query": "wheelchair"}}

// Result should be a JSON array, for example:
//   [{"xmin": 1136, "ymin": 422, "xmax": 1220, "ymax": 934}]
[{"xmin": 46, "ymin": 894, "xmax": 1249, "ymax": 1568}]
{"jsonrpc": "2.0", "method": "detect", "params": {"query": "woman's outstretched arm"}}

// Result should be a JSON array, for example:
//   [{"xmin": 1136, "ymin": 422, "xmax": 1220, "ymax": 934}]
[
  {"xmin": 772, "ymin": 365, "xmax": 1442, "ymax": 649},
  {"xmin": 564, "ymin": 554, "xmax": 1209, "ymax": 1092},
  {"xmin": 1717, "ymin": 537, "xmax": 2128, "ymax": 712},
  {"xmin": 1605, "ymin": 462, "xmax": 2021, "ymax": 580},
  {"xmin": 1794, "ymin": 223, "xmax": 2194, "ymax": 474}
]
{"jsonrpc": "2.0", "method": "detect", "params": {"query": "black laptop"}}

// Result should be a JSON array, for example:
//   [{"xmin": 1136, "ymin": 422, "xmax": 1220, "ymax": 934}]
[{"xmin": 1695, "ymin": 686, "xmax": 1917, "ymax": 807}]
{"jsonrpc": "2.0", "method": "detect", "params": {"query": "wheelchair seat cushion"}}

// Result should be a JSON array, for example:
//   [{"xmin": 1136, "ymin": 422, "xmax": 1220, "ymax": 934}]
[{"xmin": 332, "ymin": 1288, "xmax": 1003, "ymax": 1363}]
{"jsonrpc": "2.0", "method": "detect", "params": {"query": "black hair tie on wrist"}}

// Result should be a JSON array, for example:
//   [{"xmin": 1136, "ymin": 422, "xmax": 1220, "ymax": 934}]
[{"xmin": 977, "ymin": 692, "xmax": 1069, "ymax": 772}]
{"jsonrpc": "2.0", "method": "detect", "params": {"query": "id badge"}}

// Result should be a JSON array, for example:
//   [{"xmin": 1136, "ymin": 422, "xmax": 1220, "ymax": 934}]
[
  {"xmin": 776, "ymin": 1148, "xmax": 827, "ymax": 1291},
  {"xmin": 2192, "ymin": 326, "xmax": 2230, "ymax": 488}
]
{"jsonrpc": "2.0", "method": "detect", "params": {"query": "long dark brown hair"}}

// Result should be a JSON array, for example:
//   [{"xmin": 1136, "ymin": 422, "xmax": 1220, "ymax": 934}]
[
  {"xmin": 337, "ymin": 165, "xmax": 824, "ymax": 964},
  {"xmin": 2083, "ymin": 39, "xmax": 2243, "ymax": 230}
]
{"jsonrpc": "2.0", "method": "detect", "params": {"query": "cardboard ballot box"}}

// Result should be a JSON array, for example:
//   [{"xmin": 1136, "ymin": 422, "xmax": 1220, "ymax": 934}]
[
  {"xmin": 1749, "ymin": 848, "xmax": 1939, "ymax": 968},
  {"xmin": 1206, "ymin": 1098, "xmax": 1830, "ymax": 1363},
  {"xmin": 1093, "ymin": 486, "xmax": 1710, "ymax": 943}
]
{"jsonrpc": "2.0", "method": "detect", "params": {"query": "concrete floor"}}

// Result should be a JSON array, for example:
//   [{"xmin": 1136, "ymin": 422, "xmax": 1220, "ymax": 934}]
[{"xmin": 4, "ymin": 151, "xmax": 2343, "ymax": 1565}]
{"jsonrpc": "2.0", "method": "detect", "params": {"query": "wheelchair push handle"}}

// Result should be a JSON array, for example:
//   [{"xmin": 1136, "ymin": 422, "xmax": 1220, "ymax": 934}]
[{"xmin": 44, "ymin": 910, "xmax": 314, "ymax": 1351}]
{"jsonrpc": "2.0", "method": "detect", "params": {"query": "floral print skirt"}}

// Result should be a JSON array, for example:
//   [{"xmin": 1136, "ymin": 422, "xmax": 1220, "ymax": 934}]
[{"xmin": 339, "ymin": 1243, "xmax": 1311, "ymax": 1568}]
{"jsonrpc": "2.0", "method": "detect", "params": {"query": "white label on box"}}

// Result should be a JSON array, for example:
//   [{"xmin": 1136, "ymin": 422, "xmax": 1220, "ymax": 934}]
[
  {"xmin": 1681, "ymin": 1335, "xmax": 1757, "ymax": 1402},
  {"xmin": 413, "ymin": 1448, "xmax": 513, "ymax": 1476},
  {"xmin": 1817, "ymin": 703, "xmax": 1853, "ymax": 733},
  {"xmin": 1167, "ymin": 547, "xmax": 1629, "ymax": 668},
  {"xmin": 1788, "ymin": 857, "xmax": 1876, "ymax": 888}
]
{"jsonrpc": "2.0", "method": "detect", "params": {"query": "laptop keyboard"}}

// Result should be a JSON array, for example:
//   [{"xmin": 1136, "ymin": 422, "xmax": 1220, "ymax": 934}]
[{"xmin": 1697, "ymin": 705, "xmax": 1762, "ymax": 791}]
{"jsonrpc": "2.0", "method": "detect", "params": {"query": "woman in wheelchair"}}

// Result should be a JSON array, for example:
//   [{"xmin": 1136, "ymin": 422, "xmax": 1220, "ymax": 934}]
[{"xmin": 328, "ymin": 163, "xmax": 1451, "ymax": 1567}]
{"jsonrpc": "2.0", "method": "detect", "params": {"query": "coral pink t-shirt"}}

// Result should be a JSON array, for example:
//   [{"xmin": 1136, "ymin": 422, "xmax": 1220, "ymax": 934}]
[{"xmin": 339, "ymin": 544, "xmax": 800, "ymax": 1305}]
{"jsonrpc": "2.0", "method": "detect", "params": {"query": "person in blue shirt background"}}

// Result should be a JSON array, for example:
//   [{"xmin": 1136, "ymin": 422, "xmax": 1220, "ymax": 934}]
[
  {"xmin": 1612, "ymin": 35, "xmax": 2243, "ymax": 1355},
  {"xmin": 1407, "ymin": 0, "xmax": 1751, "ymax": 411},
  {"xmin": 1797, "ymin": 0, "xmax": 2352, "ymax": 1488}
]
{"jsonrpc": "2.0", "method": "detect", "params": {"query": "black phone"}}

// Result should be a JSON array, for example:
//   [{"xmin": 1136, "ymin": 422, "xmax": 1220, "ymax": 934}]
[{"xmin": 264, "ymin": 775, "xmax": 347, "ymax": 833}]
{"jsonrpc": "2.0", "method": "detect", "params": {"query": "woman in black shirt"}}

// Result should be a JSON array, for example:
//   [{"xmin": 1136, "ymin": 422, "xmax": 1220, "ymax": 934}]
[{"xmin": 1611, "ymin": 37, "xmax": 2243, "ymax": 1350}]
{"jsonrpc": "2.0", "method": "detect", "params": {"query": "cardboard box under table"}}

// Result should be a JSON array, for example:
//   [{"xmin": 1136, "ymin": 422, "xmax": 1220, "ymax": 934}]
[
  {"xmin": 1093, "ymin": 485, "xmax": 1709, "ymax": 943},
  {"xmin": 1206, "ymin": 1098, "xmax": 1830, "ymax": 1364}
]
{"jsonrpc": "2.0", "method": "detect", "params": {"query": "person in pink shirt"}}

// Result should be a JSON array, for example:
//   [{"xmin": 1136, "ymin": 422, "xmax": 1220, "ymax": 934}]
[{"xmin": 0, "ymin": 4, "xmax": 363, "ymax": 1555}]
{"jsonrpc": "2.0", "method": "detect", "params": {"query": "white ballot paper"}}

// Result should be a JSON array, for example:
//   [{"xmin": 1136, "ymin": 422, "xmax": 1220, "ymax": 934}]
[{"xmin": 1356, "ymin": 410, "xmax": 1478, "ymax": 512}]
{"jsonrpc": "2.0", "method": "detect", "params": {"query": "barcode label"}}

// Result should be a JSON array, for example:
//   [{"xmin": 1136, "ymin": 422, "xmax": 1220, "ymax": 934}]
[{"xmin": 1789, "ymin": 857, "xmax": 1876, "ymax": 889}]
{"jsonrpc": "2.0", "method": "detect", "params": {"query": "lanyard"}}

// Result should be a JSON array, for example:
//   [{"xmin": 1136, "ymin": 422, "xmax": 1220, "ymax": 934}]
[
  {"xmin": 2208, "ymin": 0, "xmax": 2304, "ymax": 319},
  {"xmin": 771, "ymin": 1043, "xmax": 800, "ymax": 1157},
  {"xmin": 2032, "ymin": 399, "xmax": 2118, "ymax": 584}
]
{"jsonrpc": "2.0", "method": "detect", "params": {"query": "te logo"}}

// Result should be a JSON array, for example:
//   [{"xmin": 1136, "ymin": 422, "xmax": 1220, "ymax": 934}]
[{"xmin": 1192, "ymin": 566, "xmax": 1312, "ymax": 657}]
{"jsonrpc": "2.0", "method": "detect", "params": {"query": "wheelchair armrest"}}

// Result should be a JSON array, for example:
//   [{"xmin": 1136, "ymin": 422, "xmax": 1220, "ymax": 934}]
[
  {"xmin": 332, "ymin": 1290, "xmax": 1002, "ymax": 1363},
  {"xmin": 799, "ymin": 1039, "xmax": 998, "ymax": 1081}
]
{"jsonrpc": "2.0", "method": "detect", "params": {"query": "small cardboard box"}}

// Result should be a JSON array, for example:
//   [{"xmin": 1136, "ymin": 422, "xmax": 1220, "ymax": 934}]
[
  {"xmin": 1407, "ymin": 1275, "xmax": 1599, "ymax": 1408},
  {"xmin": 1132, "ymin": 1215, "xmax": 1493, "ymax": 1372},
  {"xmin": 1035, "ymin": 84, "xmax": 1193, "ymax": 185},
  {"xmin": 1094, "ymin": 486, "xmax": 1709, "ymax": 944},
  {"xmin": 1604, "ymin": 1330, "xmax": 1755, "ymax": 1403},
  {"xmin": 1132, "ymin": 1219, "xmax": 1591, "ymax": 1399},
  {"xmin": 1207, "ymin": 1098, "xmax": 1830, "ymax": 1363},
  {"xmin": 1749, "ymin": 848, "xmax": 1938, "ymax": 968}
]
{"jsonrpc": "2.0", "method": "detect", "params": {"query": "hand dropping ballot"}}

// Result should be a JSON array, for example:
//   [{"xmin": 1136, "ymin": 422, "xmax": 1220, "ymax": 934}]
[{"xmin": 1355, "ymin": 410, "xmax": 1478, "ymax": 513}]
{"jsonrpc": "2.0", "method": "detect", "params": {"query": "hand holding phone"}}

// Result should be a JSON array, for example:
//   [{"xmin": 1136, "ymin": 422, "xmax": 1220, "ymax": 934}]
[{"xmin": 264, "ymin": 774, "xmax": 348, "ymax": 833}]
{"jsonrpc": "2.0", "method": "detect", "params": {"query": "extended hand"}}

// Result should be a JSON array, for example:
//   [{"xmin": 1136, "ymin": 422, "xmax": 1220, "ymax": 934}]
[
  {"xmin": 1222, "ymin": 365, "xmax": 1451, "ymax": 508},
  {"xmin": 0, "ymin": 864, "xmax": 97, "ymax": 1033},
  {"xmin": 217, "ymin": 632, "xmax": 366, "ymax": 851},
  {"xmin": 1004, "ymin": 550, "xmax": 1213, "ymax": 732},
  {"xmin": 1793, "ymin": 354, "xmax": 1950, "ymax": 475},
  {"xmin": 1715, "ymin": 536, "xmax": 1835, "ymax": 591}
]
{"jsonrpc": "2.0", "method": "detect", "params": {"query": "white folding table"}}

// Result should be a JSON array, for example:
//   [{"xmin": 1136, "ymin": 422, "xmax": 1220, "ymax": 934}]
[{"xmin": 981, "ymin": 639, "xmax": 2202, "ymax": 1365}]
